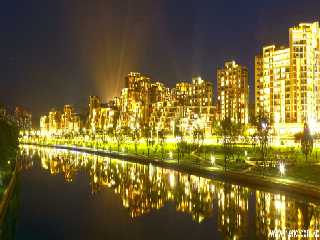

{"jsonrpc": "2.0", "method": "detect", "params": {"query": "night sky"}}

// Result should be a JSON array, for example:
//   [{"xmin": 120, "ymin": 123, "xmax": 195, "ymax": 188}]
[{"xmin": 1, "ymin": 0, "xmax": 320, "ymax": 121}]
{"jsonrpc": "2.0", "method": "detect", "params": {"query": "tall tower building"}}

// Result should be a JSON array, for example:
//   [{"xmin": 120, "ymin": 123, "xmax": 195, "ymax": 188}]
[
  {"xmin": 123, "ymin": 72, "xmax": 151, "ymax": 128},
  {"xmin": 217, "ymin": 61, "xmax": 249, "ymax": 124},
  {"xmin": 289, "ymin": 22, "xmax": 320, "ymax": 124},
  {"xmin": 255, "ymin": 22, "xmax": 320, "ymax": 129},
  {"xmin": 88, "ymin": 96, "xmax": 101, "ymax": 131},
  {"xmin": 255, "ymin": 46, "xmax": 290, "ymax": 124}
]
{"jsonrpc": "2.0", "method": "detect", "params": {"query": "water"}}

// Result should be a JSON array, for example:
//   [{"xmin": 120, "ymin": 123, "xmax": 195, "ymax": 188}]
[{"xmin": 3, "ymin": 145, "xmax": 320, "ymax": 239}]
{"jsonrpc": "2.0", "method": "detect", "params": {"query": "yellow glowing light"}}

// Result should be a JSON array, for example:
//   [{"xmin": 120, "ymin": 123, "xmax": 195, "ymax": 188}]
[
  {"xmin": 210, "ymin": 155, "xmax": 216, "ymax": 165},
  {"xmin": 279, "ymin": 162, "xmax": 285, "ymax": 176},
  {"xmin": 169, "ymin": 172, "xmax": 175, "ymax": 188}
]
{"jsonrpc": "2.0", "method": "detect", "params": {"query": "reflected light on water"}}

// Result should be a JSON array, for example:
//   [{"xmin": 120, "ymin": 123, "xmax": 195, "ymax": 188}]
[{"xmin": 19, "ymin": 145, "xmax": 320, "ymax": 239}]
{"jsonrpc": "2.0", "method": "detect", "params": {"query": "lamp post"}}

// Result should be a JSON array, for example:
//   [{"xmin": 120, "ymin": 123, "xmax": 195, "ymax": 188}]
[{"xmin": 176, "ymin": 136, "xmax": 181, "ymax": 164}]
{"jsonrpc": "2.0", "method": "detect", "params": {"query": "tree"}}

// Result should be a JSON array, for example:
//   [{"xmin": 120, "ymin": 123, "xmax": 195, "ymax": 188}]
[
  {"xmin": 114, "ymin": 126, "xmax": 130, "ymax": 152},
  {"xmin": 216, "ymin": 117, "xmax": 241, "ymax": 171},
  {"xmin": 158, "ymin": 129, "xmax": 167, "ymax": 160},
  {"xmin": 0, "ymin": 119, "xmax": 18, "ymax": 171},
  {"xmin": 192, "ymin": 125, "xmax": 204, "ymax": 150},
  {"xmin": 131, "ymin": 127, "xmax": 140, "ymax": 154},
  {"xmin": 301, "ymin": 123, "xmax": 313, "ymax": 161},
  {"xmin": 254, "ymin": 115, "xmax": 270, "ymax": 168},
  {"xmin": 143, "ymin": 126, "xmax": 152, "ymax": 157}
]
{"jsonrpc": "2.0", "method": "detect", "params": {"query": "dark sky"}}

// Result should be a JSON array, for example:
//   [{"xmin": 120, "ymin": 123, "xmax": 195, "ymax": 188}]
[{"xmin": 1, "ymin": 0, "xmax": 320, "ymax": 121}]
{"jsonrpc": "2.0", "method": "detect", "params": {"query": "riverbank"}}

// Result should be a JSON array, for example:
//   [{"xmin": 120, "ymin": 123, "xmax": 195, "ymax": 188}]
[{"xmin": 22, "ymin": 143, "xmax": 320, "ymax": 201}]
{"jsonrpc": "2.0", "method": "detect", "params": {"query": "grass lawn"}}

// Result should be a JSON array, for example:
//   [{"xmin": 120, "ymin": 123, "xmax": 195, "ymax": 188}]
[
  {"xmin": 23, "ymin": 137, "xmax": 320, "ymax": 185},
  {"xmin": 249, "ymin": 163, "xmax": 320, "ymax": 184}
]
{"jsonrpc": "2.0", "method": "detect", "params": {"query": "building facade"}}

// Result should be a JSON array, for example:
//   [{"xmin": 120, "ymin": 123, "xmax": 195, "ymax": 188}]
[
  {"xmin": 255, "ymin": 22, "xmax": 320, "ymax": 133},
  {"xmin": 217, "ymin": 61, "xmax": 249, "ymax": 124},
  {"xmin": 40, "ymin": 105, "xmax": 81, "ymax": 135},
  {"xmin": 255, "ymin": 46, "xmax": 290, "ymax": 124}
]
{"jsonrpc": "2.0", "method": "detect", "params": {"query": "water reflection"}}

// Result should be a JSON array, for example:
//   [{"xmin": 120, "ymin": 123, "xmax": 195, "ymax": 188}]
[{"xmin": 19, "ymin": 145, "xmax": 320, "ymax": 239}]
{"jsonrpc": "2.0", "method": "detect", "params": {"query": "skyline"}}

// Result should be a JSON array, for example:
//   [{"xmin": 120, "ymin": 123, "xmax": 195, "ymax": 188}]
[{"xmin": 1, "ymin": 0, "xmax": 320, "ymax": 120}]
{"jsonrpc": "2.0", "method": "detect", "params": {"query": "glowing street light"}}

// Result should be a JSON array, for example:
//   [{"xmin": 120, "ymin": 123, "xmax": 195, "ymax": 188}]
[
  {"xmin": 279, "ymin": 162, "xmax": 285, "ymax": 176},
  {"xmin": 210, "ymin": 155, "xmax": 216, "ymax": 165}
]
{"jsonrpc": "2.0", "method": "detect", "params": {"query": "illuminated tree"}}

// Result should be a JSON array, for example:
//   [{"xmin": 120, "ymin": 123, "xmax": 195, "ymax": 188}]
[
  {"xmin": 143, "ymin": 126, "xmax": 152, "ymax": 157},
  {"xmin": 158, "ymin": 129, "xmax": 167, "ymax": 160},
  {"xmin": 216, "ymin": 117, "xmax": 241, "ymax": 171},
  {"xmin": 114, "ymin": 126, "xmax": 129, "ymax": 152},
  {"xmin": 193, "ymin": 124, "xmax": 204, "ymax": 150},
  {"xmin": 301, "ymin": 123, "xmax": 313, "ymax": 162}
]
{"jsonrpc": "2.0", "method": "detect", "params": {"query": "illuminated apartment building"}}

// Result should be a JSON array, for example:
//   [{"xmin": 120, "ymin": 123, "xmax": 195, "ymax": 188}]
[
  {"xmin": 289, "ymin": 22, "xmax": 320, "ymax": 124},
  {"xmin": 255, "ymin": 22, "xmax": 320, "ymax": 132},
  {"xmin": 166, "ymin": 76, "xmax": 214, "ymax": 135},
  {"xmin": 61, "ymin": 105, "xmax": 81, "ymax": 133},
  {"xmin": 98, "ymin": 101, "xmax": 120, "ymax": 130},
  {"xmin": 61, "ymin": 105, "xmax": 74, "ymax": 130},
  {"xmin": 255, "ymin": 46, "xmax": 290, "ymax": 124},
  {"xmin": 48, "ymin": 110, "xmax": 61, "ymax": 133},
  {"xmin": 174, "ymin": 82, "xmax": 191, "ymax": 108},
  {"xmin": 217, "ymin": 61, "xmax": 249, "ymax": 124},
  {"xmin": 40, "ymin": 106, "xmax": 81, "ymax": 135},
  {"xmin": 87, "ymin": 95, "xmax": 121, "ymax": 132},
  {"xmin": 255, "ymin": 56, "xmax": 264, "ymax": 116},
  {"xmin": 149, "ymin": 82, "xmax": 174, "ymax": 132},
  {"xmin": 40, "ymin": 115, "xmax": 49, "ymax": 132},
  {"xmin": 88, "ymin": 95, "xmax": 101, "ymax": 131},
  {"xmin": 119, "ymin": 72, "xmax": 151, "ymax": 129}
]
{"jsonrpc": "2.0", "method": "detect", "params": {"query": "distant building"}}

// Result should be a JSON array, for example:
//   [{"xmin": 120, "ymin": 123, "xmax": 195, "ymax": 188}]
[
  {"xmin": 40, "ymin": 105, "xmax": 81, "ymax": 135},
  {"xmin": 14, "ymin": 106, "xmax": 32, "ymax": 130},
  {"xmin": 48, "ymin": 110, "xmax": 61, "ymax": 134},
  {"xmin": 61, "ymin": 105, "xmax": 81, "ymax": 133}
]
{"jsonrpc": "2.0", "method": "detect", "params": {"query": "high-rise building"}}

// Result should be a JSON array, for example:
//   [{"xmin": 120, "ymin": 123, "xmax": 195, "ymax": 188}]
[
  {"xmin": 255, "ymin": 22, "xmax": 320, "ymax": 132},
  {"xmin": 48, "ymin": 109, "xmax": 61, "ymax": 133},
  {"xmin": 88, "ymin": 96, "xmax": 101, "ymax": 131},
  {"xmin": 61, "ymin": 105, "xmax": 81, "ymax": 133},
  {"xmin": 40, "ymin": 105, "xmax": 81, "ymax": 135},
  {"xmin": 122, "ymin": 72, "xmax": 152, "ymax": 129},
  {"xmin": 255, "ymin": 46, "xmax": 290, "ymax": 124},
  {"xmin": 289, "ymin": 22, "xmax": 320, "ymax": 124},
  {"xmin": 217, "ymin": 61, "xmax": 249, "ymax": 124},
  {"xmin": 40, "ymin": 115, "xmax": 49, "ymax": 132}
]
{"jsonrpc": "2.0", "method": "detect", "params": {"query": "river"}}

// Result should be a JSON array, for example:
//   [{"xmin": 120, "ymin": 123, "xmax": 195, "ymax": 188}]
[{"xmin": 2, "ymin": 145, "xmax": 320, "ymax": 239}]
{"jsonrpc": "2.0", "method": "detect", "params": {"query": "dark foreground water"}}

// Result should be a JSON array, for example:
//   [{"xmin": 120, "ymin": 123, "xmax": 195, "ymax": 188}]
[{"xmin": 2, "ymin": 145, "xmax": 320, "ymax": 239}]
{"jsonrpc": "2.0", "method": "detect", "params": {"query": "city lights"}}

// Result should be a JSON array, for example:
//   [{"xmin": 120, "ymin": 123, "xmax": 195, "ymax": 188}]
[{"xmin": 4, "ymin": 1, "xmax": 320, "ymax": 238}]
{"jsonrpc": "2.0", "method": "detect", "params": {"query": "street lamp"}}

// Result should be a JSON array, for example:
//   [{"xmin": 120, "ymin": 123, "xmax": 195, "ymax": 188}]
[
  {"xmin": 279, "ymin": 162, "xmax": 285, "ymax": 176},
  {"xmin": 210, "ymin": 155, "xmax": 216, "ymax": 165}
]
